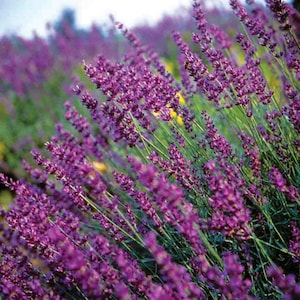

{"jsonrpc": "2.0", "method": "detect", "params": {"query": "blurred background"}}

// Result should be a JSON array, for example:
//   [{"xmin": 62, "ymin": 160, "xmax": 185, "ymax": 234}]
[
  {"xmin": 1, "ymin": 0, "xmax": 295, "ymax": 38},
  {"xmin": 1, "ymin": 0, "xmax": 192, "ymax": 38}
]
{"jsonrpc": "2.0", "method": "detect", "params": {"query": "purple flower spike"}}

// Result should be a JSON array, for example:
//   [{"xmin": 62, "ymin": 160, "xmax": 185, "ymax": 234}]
[
  {"xmin": 144, "ymin": 232, "xmax": 205, "ymax": 299},
  {"xmin": 267, "ymin": 265, "xmax": 300, "ymax": 299}
]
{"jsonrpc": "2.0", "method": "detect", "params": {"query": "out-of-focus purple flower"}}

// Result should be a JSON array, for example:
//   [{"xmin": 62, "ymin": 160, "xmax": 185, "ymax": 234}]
[
  {"xmin": 222, "ymin": 252, "xmax": 254, "ymax": 299},
  {"xmin": 267, "ymin": 265, "xmax": 300, "ymax": 299},
  {"xmin": 266, "ymin": 0, "xmax": 292, "ymax": 31},
  {"xmin": 289, "ymin": 222, "xmax": 300, "ymax": 263},
  {"xmin": 269, "ymin": 167, "xmax": 299, "ymax": 202},
  {"xmin": 282, "ymin": 98, "xmax": 300, "ymax": 134},
  {"xmin": 47, "ymin": 226, "xmax": 103, "ymax": 298}
]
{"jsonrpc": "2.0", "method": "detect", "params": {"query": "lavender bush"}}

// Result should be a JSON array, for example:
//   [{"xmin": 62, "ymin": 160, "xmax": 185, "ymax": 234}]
[
  {"xmin": 1, "ymin": 0, "xmax": 300, "ymax": 299},
  {"xmin": 0, "ymin": 7, "xmax": 196, "ymax": 180},
  {"xmin": 0, "ymin": 10, "xmax": 124, "ymax": 179}
]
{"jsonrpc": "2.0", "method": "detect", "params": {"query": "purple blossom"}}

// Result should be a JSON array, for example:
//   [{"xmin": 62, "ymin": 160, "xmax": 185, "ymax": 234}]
[
  {"xmin": 0, "ymin": 242, "xmax": 52, "ymax": 299},
  {"xmin": 289, "ymin": 222, "xmax": 300, "ymax": 263},
  {"xmin": 148, "ymin": 144, "xmax": 202, "ymax": 192},
  {"xmin": 144, "ymin": 232, "xmax": 205, "ymax": 299},
  {"xmin": 282, "ymin": 97, "xmax": 300, "ymax": 134},
  {"xmin": 238, "ymin": 131, "xmax": 261, "ymax": 181},
  {"xmin": 267, "ymin": 265, "xmax": 300, "ymax": 299},
  {"xmin": 266, "ymin": 0, "xmax": 292, "ymax": 31},
  {"xmin": 1, "ymin": 1, "xmax": 300, "ymax": 299},
  {"xmin": 221, "ymin": 252, "xmax": 254, "ymax": 299},
  {"xmin": 113, "ymin": 170, "xmax": 164, "ymax": 229},
  {"xmin": 47, "ymin": 226, "xmax": 103, "ymax": 298},
  {"xmin": 202, "ymin": 111, "xmax": 233, "ymax": 159},
  {"xmin": 269, "ymin": 167, "xmax": 299, "ymax": 202},
  {"xmin": 128, "ymin": 156, "xmax": 207, "ymax": 256},
  {"xmin": 203, "ymin": 159, "xmax": 251, "ymax": 240}
]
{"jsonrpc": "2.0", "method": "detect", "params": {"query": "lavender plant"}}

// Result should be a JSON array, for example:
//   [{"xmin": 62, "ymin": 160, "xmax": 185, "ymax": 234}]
[
  {"xmin": 0, "ymin": 12, "xmax": 123, "ymax": 179},
  {"xmin": 1, "ymin": 0, "xmax": 300, "ymax": 299}
]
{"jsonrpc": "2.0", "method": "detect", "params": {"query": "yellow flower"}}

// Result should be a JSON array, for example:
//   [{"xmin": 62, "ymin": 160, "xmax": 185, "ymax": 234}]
[
  {"xmin": 169, "ymin": 108, "xmax": 184, "ymax": 126},
  {"xmin": 176, "ymin": 92, "xmax": 186, "ymax": 105},
  {"xmin": 162, "ymin": 59, "xmax": 174, "ymax": 74},
  {"xmin": 91, "ymin": 161, "xmax": 107, "ymax": 173},
  {"xmin": 170, "ymin": 109, "xmax": 177, "ymax": 119},
  {"xmin": 176, "ymin": 115, "xmax": 184, "ymax": 126},
  {"xmin": 151, "ymin": 92, "xmax": 185, "ymax": 126}
]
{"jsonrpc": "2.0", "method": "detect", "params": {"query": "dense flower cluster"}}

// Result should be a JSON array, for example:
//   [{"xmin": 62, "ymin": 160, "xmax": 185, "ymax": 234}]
[{"xmin": 0, "ymin": 0, "xmax": 300, "ymax": 299}]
